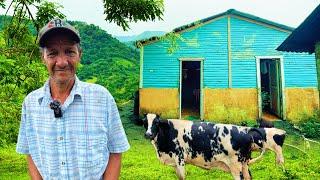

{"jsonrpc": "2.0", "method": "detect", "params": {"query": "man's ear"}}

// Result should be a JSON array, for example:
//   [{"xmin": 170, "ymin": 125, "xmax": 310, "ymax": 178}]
[
  {"xmin": 79, "ymin": 49, "xmax": 82, "ymax": 59},
  {"xmin": 41, "ymin": 53, "xmax": 46, "ymax": 63},
  {"xmin": 40, "ymin": 48, "xmax": 46, "ymax": 63}
]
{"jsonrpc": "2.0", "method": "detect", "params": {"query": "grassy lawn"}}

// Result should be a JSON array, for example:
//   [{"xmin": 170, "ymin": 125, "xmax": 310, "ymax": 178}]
[{"xmin": 1, "ymin": 103, "xmax": 320, "ymax": 179}]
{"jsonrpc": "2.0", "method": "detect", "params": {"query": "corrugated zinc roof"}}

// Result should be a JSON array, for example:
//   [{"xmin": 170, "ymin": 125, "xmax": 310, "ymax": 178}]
[
  {"xmin": 136, "ymin": 9, "xmax": 294, "ymax": 46},
  {"xmin": 277, "ymin": 4, "xmax": 320, "ymax": 54}
]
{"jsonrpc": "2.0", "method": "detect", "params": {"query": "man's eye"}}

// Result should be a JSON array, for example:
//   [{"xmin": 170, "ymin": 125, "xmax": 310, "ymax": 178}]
[
  {"xmin": 66, "ymin": 50, "xmax": 76, "ymax": 56},
  {"xmin": 47, "ymin": 52, "xmax": 57, "ymax": 57}
]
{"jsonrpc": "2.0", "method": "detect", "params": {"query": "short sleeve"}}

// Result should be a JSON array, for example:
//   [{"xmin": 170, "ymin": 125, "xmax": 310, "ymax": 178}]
[
  {"xmin": 16, "ymin": 101, "xmax": 30, "ymax": 154},
  {"xmin": 106, "ymin": 94, "xmax": 130, "ymax": 153}
]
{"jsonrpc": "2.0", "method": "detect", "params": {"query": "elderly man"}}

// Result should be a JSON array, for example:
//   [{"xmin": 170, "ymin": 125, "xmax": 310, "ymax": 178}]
[{"xmin": 16, "ymin": 18, "xmax": 130, "ymax": 179}]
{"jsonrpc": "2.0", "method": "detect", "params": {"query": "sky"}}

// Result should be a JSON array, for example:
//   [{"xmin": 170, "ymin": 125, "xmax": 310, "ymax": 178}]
[{"xmin": 2, "ymin": 0, "xmax": 320, "ymax": 37}]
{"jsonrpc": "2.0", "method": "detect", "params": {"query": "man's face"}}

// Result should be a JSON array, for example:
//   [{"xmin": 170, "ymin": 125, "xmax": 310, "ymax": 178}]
[{"xmin": 42, "ymin": 34, "xmax": 81, "ymax": 84}]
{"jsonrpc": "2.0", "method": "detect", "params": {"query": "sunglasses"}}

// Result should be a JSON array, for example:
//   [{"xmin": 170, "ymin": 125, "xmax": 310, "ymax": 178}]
[{"xmin": 50, "ymin": 100, "xmax": 63, "ymax": 118}]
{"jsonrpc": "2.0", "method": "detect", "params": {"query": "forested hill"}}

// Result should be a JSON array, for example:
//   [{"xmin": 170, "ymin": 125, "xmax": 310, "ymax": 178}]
[{"xmin": 0, "ymin": 16, "xmax": 140, "ymax": 103}]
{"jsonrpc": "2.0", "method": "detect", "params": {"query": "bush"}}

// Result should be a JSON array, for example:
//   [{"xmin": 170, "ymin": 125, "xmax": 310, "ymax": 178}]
[
  {"xmin": 298, "ymin": 110, "xmax": 320, "ymax": 139},
  {"xmin": 299, "ymin": 120, "xmax": 320, "ymax": 139}
]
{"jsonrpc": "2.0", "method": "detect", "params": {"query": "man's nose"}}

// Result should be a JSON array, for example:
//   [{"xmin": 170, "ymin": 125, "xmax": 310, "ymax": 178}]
[{"xmin": 55, "ymin": 54, "xmax": 68, "ymax": 67}]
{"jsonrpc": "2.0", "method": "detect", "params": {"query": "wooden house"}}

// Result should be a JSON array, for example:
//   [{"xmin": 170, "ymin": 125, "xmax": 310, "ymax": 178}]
[{"xmin": 137, "ymin": 9, "xmax": 319, "ymax": 123}]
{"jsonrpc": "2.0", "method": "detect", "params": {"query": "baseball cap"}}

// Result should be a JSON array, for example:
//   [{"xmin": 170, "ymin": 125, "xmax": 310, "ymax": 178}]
[{"xmin": 38, "ymin": 18, "xmax": 80, "ymax": 47}]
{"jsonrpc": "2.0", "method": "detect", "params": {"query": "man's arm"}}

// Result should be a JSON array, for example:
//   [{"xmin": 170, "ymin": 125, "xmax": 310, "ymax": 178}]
[
  {"xmin": 103, "ymin": 153, "xmax": 122, "ymax": 180},
  {"xmin": 27, "ymin": 155, "xmax": 42, "ymax": 180}
]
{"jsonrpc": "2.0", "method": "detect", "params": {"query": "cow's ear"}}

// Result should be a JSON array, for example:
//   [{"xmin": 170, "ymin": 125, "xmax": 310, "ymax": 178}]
[
  {"xmin": 156, "ymin": 114, "xmax": 160, "ymax": 119},
  {"xmin": 143, "ymin": 113, "xmax": 147, "ymax": 117},
  {"xmin": 154, "ymin": 116, "xmax": 160, "ymax": 124}
]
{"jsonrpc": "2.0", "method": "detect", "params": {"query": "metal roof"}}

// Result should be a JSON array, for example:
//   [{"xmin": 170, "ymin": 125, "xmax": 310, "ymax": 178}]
[
  {"xmin": 277, "ymin": 5, "xmax": 320, "ymax": 54},
  {"xmin": 136, "ymin": 9, "xmax": 294, "ymax": 46}
]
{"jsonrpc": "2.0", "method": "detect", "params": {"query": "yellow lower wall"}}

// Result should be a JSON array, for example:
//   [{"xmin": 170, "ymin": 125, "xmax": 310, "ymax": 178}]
[
  {"xmin": 139, "ymin": 88, "xmax": 320, "ymax": 123},
  {"xmin": 204, "ymin": 88, "xmax": 258, "ymax": 123},
  {"xmin": 139, "ymin": 88, "xmax": 179, "ymax": 118},
  {"xmin": 285, "ymin": 88, "xmax": 319, "ymax": 123}
]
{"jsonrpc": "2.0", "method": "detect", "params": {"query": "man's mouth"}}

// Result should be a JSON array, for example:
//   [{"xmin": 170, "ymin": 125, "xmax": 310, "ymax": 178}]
[{"xmin": 54, "ymin": 68, "xmax": 71, "ymax": 72}]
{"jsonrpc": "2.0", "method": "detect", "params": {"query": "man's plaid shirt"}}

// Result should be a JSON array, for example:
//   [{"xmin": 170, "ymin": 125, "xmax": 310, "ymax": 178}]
[{"xmin": 16, "ymin": 77, "xmax": 130, "ymax": 179}]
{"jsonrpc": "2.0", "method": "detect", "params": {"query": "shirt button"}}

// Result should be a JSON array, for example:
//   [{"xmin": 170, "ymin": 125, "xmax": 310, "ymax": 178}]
[
  {"xmin": 62, "ymin": 162, "xmax": 65, "ymax": 165},
  {"xmin": 58, "ymin": 137, "xmax": 63, "ymax": 141}
]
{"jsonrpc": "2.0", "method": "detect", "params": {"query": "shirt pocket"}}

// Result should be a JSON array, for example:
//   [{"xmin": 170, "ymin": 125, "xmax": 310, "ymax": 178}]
[{"xmin": 76, "ymin": 134, "xmax": 108, "ymax": 173}]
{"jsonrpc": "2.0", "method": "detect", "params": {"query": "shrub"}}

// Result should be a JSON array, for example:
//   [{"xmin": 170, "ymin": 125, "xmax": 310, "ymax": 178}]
[{"xmin": 298, "ymin": 110, "xmax": 320, "ymax": 139}]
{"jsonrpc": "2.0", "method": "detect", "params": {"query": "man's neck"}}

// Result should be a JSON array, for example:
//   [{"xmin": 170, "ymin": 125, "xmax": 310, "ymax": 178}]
[{"xmin": 50, "ymin": 77, "xmax": 75, "ymax": 104}]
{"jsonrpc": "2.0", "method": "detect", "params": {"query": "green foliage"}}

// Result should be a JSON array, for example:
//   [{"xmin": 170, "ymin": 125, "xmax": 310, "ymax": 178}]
[
  {"xmin": 78, "ymin": 57, "xmax": 139, "ymax": 104},
  {"xmin": 103, "ymin": 0, "xmax": 164, "ymax": 31},
  {"xmin": 0, "ymin": 0, "xmax": 5, "ymax": 9},
  {"xmin": 0, "ymin": 16, "xmax": 48, "ymax": 146},
  {"xmin": 299, "ymin": 120, "xmax": 320, "ymax": 138},
  {"xmin": 35, "ymin": 1, "xmax": 66, "ymax": 31},
  {"xmin": 160, "ymin": 32, "xmax": 185, "ymax": 54},
  {"xmin": 0, "ymin": 1, "xmax": 62, "ymax": 147},
  {"xmin": 296, "ymin": 110, "xmax": 320, "ymax": 139},
  {"xmin": 3, "ymin": 1, "xmax": 66, "ymax": 40}
]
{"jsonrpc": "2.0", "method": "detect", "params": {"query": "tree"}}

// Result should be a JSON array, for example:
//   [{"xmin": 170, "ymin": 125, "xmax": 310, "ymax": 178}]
[
  {"xmin": 103, "ymin": 0, "xmax": 164, "ymax": 30},
  {"xmin": 0, "ymin": 0, "xmax": 64, "ymax": 146},
  {"xmin": 2, "ymin": 0, "xmax": 164, "ymax": 32}
]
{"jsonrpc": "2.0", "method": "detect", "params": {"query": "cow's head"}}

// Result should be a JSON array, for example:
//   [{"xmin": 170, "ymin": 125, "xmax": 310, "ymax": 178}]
[
  {"xmin": 142, "ymin": 113, "xmax": 161, "ymax": 140},
  {"xmin": 248, "ymin": 127, "xmax": 286, "ymax": 165}
]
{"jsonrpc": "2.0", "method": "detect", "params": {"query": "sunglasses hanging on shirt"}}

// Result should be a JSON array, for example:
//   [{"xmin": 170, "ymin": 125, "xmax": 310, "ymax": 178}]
[{"xmin": 50, "ymin": 100, "xmax": 62, "ymax": 118}]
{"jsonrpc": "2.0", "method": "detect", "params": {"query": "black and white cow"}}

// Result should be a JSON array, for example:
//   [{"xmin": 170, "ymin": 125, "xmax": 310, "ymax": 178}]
[{"xmin": 142, "ymin": 114, "xmax": 286, "ymax": 180}]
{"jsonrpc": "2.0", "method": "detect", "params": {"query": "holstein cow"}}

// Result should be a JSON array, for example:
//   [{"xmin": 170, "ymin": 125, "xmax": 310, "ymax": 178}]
[{"xmin": 142, "ymin": 114, "xmax": 286, "ymax": 180}]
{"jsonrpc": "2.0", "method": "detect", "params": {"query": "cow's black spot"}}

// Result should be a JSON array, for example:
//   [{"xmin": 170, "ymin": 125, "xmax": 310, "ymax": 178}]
[
  {"xmin": 273, "ymin": 134, "xmax": 285, "ymax": 146},
  {"xmin": 240, "ymin": 171, "xmax": 244, "ymax": 180},
  {"xmin": 224, "ymin": 127, "xmax": 229, "ymax": 135},
  {"xmin": 230, "ymin": 126, "xmax": 252, "ymax": 162},
  {"xmin": 219, "ymin": 144, "xmax": 228, "ymax": 155},
  {"xmin": 184, "ymin": 122, "xmax": 228, "ymax": 162},
  {"xmin": 153, "ymin": 119, "xmax": 184, "ymax": 164}
]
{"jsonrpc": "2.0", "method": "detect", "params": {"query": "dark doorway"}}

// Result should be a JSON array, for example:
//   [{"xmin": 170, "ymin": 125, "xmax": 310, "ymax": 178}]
[
  {"xmin": 181, "ymin": 61, "xmax": 200, "ymax": 119},
  {"xmin": 260, "ymin": 59, "xmax": 282, "ymax": 119}
]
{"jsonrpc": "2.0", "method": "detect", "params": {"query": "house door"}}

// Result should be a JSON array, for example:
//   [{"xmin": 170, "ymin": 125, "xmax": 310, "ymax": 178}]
[
  {"xmin": 269, "ymin": 60, "xmax": 282, "ymax": 117},
  {"xmin": 260, "ymin": 58, "xmax": 283, "ymax": 118},
  {"xmin": 181, "ymin": 61, "xmax": 201, "ymax": 119}
]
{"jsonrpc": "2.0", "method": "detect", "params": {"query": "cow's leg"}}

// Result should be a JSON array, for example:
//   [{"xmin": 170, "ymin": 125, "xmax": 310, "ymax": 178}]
[
  {"xmin": 175, "ymin": 164, "xmax": 185, "ymax": 180},
  {"xmin": 174, "ymin": 157, "xmax": 185, "ymax": 180},
  {"xmin": 273, "ymin": 145, "xmax": 284, "ymax": 165},
  {"xmin": 242, "ymin": 163, "xmax": 252, "ymax": 180},
  {"xmin": 229, "ymin": 162, "xmax": 244, "ymax": 180}
]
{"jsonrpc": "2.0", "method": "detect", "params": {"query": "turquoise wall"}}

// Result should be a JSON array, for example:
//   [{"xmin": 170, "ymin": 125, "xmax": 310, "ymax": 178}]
[
  {"xmin": 142, "ymin": 16, "xmax": 317, "ymax": 89},
  {"xmin": 143, "ymin": 18, "xmax": 228, "ymax": 88},
  {"xmin": 230, "ymin": 17, "xmax": 317, "ymax": 88},
  {"xmin": 283, "ymin": 52, "xmax": 317, "ymax": 87}
]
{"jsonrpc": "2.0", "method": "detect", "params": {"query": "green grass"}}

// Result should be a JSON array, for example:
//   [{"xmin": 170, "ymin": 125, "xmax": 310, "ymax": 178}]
[{"xmin": 1, "ymin": 102, "xmax": 320, "ymax": 179}]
